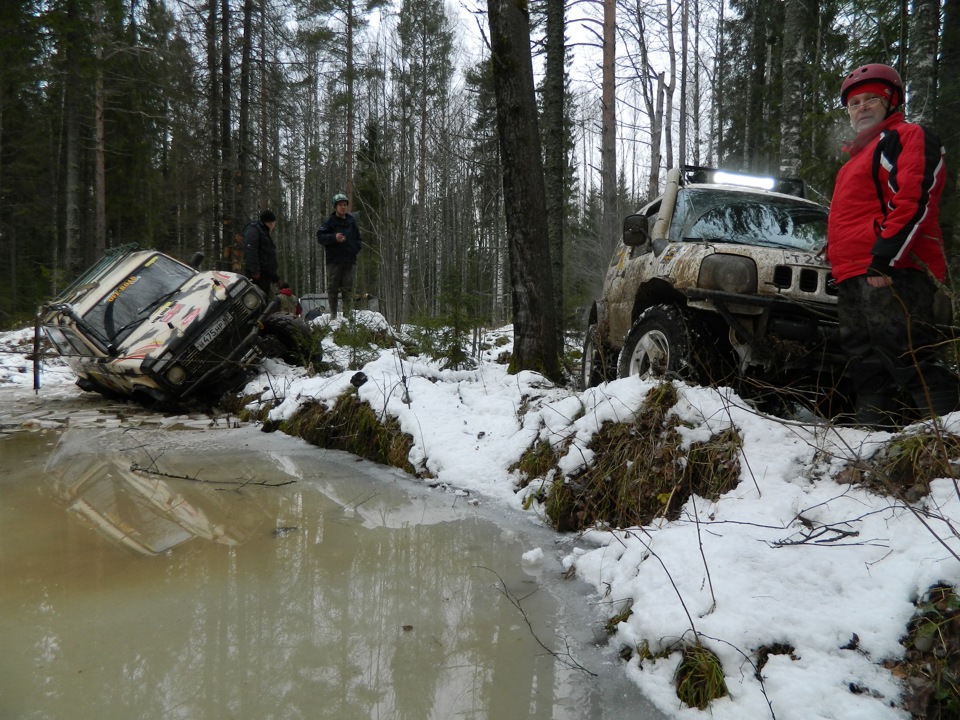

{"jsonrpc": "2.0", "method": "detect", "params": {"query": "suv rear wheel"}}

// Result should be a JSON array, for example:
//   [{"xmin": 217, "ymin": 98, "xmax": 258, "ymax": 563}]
[
  {"xmin": 617, "ymin": 304, "xmax": 715, "ymax": 383},
  {"xmin": 582, "ymin": 325, "xmax": 617, "ymax": 388}
]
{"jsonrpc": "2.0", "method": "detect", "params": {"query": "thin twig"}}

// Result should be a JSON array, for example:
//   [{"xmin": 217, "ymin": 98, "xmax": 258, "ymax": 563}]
[{"xmin": 475, "ymin": 565, "xmax": 597, "ymax": 676}]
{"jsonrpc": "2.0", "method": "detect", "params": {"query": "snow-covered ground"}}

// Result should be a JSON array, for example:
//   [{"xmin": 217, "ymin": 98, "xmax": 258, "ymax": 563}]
[{"xmin": 3, "ymin": 315, "xmax": 958, "ymax": 720}]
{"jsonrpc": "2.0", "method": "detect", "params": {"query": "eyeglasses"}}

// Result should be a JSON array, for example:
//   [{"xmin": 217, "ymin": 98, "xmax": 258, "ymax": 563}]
[{"xmin": 847, "ymin": 96, "xmax": 886, "ymax": 113}]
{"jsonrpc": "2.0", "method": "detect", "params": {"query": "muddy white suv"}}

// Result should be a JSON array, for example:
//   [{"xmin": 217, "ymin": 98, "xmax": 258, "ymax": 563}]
[
  {"xmin": 583, "ymin": 166, "xmax": 844, "ymax": 404},
  {"xmin": 38, "ymin": 245, "xmax": 318, "ymax": 406}
]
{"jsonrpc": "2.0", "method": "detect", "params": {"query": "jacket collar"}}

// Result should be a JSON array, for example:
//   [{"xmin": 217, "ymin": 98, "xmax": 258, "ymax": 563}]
[{"xmin": 843, "ymin": 111, "xmax": 904, "ymax": 155}]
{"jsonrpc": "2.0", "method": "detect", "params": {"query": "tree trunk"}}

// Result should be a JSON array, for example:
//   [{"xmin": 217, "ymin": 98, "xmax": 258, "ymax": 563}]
[
  {"xmin": 238, "ymin": 0, "xmax": 253, "ymax": 219},
  {"xmin": 908, "ymin": 0, "xmax": 940, "ymax": 123},
  {"xmin": 63, "ymin": 0, "xmax": 82, "ymax": 275},
  {"xmin": 691, "ymin": 0, "xmax": 702, "ymax": 166},
  {"xmin": 663, "ymin": 0, "xmax": 675, "ymax": 170},
  {"xmin": 779, "ymin": 0, "xmax": 804, "ymax": 177},
  {"xmin": 600, "ymin": 0, "xmax": 617, "ymax": 266},
  {"xmin": 650, "ymin": 73, "xmax": 665, "ymax": 199},
  {"xmin": 486, "ymin": 0, "xmax": 561, "ymax": 380},
  {"xmin": 938, "ymin": 0, "xmax": 960, "ymax": 248},
  {"xmin": 346, "ymin": 0, "xmax": 355, "ymax": 200},
  {"xmin": 543, "ymin": 0, "xmax": 565, "ymax": 336},
  {"xmin": 220, "ymin": 0, "xmax": 234, "ymax": 262},
  {"xmin": 678, "ymin": 0, "xmax": 688, "ymax": 166},
  {"xmin": 206, "ymin": 0, "xmax": 221, "ymax": 265},
  {"xmin": 94, "ymin": 39, "xmax": 106, "ymax": 257}
]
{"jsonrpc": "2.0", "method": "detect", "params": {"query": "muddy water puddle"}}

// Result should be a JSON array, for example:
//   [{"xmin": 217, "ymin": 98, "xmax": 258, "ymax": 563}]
[{"xmin": 0, "ymin": 422, "xmax": 665, "ymax": 719}]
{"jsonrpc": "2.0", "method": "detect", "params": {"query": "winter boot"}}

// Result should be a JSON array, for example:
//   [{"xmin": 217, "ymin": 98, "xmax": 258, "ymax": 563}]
[
  {"xmin": 854, "ymin": 392, "xmax": 899, "ymax": 430},
  {"xmin": 911, "ymin": 386, "xmax": 960, "ymax": 420}
]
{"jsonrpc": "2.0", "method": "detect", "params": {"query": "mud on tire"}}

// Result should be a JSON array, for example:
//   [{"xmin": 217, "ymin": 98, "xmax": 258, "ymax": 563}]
[
  {"xmin": 259, "ymin": 313, "xmax": 322, "ymax": 367},
  {"xmin": 617, "ymin": 304, "xmax": 719, "ymax": 384}
]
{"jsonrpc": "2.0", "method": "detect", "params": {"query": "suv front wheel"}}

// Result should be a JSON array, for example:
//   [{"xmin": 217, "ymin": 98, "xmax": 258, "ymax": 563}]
[{"xmin": 617, "ymin": 304, "xmax": 715, "ymax": 383}]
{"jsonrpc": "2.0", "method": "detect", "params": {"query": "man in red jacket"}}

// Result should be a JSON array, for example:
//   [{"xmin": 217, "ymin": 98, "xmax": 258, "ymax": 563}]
[{"xmin": 827, "ymin": 63, "xmax": 959, "ymax": 428}]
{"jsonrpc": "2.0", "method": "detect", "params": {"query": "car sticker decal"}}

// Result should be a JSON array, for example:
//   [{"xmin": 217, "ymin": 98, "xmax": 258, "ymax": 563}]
[
  {"xmin": 181, "ymin": 308, "xmax": 201, "ymax": 326},
  {"xmin": 107, "ymin": 275, "xmax": 139, "ymax": 303},
  {"xmin": 160, "ymin": 304, "xmax": 182, "ymax": 324}
]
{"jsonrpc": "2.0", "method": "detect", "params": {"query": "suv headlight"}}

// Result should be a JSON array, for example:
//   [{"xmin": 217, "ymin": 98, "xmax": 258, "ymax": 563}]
[
  {"xmin": 698, "ymin": 254, "xmax": 757, "ymax": 294},
  {"xmin": 166, "ymin": 365, "xmax": 187, "ymax": 385},
  {"xmin": 242, "ymin": 290, "xmax": 262, "ymax": 310}
]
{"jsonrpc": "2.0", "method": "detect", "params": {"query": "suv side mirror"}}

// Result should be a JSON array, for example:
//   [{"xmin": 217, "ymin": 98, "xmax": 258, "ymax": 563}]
[
  {"xmin": 188, "ymin": 251, "xmax": 205, "ymax": 269},
  {"xmin": 622, "ymin": 214, "xmax": 649, "ymax": 247}
]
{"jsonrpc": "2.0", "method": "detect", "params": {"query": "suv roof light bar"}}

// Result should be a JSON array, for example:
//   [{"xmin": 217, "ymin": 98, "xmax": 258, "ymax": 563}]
[{"xmin": 680, "ymin": 165, "xmax": 807, "ymax": 199}]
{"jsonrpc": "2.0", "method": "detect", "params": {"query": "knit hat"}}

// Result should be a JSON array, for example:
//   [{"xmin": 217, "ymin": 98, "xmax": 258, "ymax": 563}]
[{"xmin": 259, "ymin": 209, "xmax": 277, "ymax": 223}]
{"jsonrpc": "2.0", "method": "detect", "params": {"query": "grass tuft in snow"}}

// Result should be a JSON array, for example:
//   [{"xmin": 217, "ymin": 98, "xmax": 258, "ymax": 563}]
[
  {"xmin": 285, "ymin": 390, "xmax": 415, "ymax": 472},
  {"xmin": 512, "ymin": 439, "xmax": 560, "ymax": 491},
  {"xmin": 894, "ymin": 583, "xmax": 960, "ymax": 719},
  {"xmin": 867, "ymin": 430, "xmax": 960, "ymax": 501},
  {"xmin": 544, "ymin": 382, "xmax": 741, "ymax": 532},
  {"xmin": 753, "ymin": 642, "xmax": 796, "ymax": 681},
  {"xmin": 603, "ymin": 599, "xmax": 634, "ymax": 635},
  {"xmin": 674, "ymin": 642, "xmax": 729, "ymax": 710}
]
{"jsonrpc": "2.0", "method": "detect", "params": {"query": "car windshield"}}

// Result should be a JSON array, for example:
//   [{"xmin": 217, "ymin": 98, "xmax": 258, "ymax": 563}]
[
  {"xmin": 673, "ymin": 188, "xmax": 827, "ymax": 252},
  {"xmin": 83, "ymin": 254, "xmax": 195, "ymax": 343}
]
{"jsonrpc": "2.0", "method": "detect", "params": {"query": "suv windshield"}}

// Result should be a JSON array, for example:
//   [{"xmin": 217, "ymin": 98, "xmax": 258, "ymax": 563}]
[
  {"xmin": 84, "ymin": 254, "xmax": 195, "ymax": 343},
  {"xmin": 671, "ymin": 188, "xmax": 827, "ymax": 252}
]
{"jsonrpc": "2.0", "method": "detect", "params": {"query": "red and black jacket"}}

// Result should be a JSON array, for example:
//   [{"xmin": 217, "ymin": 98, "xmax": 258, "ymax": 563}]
[{"xmin": 827, "ymin": 112, "xmax": 946, "ymax": 283}]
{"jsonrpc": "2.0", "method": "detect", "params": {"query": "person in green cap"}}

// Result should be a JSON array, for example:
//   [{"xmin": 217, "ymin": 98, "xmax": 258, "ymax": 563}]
[{"xmin": 316, "ymin": 193, "xmax": 362, "ymax": 317}]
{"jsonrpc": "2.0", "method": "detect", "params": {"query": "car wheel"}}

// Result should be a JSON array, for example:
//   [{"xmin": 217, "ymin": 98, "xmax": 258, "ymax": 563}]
[
  {"xmin": 259, "ymin": 313, "xmax": 322, "ymax": 367},
  {"xmin": 582, "ymin": 325, "xmax": 616, "ymax": 388},
  {"xmin": 617, "ymin": 304, "xmax": 714, "ymax": 383}
]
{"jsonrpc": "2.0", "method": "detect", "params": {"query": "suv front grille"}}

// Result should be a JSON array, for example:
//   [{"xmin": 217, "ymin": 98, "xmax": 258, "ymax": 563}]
[
  {"xmin": 799, "ymin": 268, "xmax": 819, "ymax": 292},
  {"xmin": 773, "ymin": 266, "xmax": 792, "ymax": 289},
  {"xmin": 175, "ymin": 295, "xmax": 259, "ymax": 376},
  {"xmin": 771, "ymin": 265, "xmax": 837, "ymax": 299}
]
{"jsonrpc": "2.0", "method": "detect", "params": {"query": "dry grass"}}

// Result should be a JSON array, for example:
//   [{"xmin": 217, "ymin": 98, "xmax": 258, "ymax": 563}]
[
  {"xmin": 545, "ymin": 382, "xmax": 742, "ymax": 532},
  {"xmin": 285, "ymin": 390, "xmax": 414, "ymax": 472},
  {"xmin": 891, "ymin": 584, "xmax": 960, "ymax": 719},
  {"xmin": 512, "ymin": 439, "xmax": 560, "ymax": 490},
  {"xmin": 863, "ymin": 430, "xmax": 960, "ymax": 501},
  {"xmin": 674, "ymin": 642, "xmax": 729, "ymax": 709}
]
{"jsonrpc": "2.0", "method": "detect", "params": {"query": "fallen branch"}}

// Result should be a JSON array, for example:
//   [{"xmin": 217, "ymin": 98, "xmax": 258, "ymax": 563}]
[{"xmin": 129, "ymin": 462, "xmax": 296, "ymax": 487}]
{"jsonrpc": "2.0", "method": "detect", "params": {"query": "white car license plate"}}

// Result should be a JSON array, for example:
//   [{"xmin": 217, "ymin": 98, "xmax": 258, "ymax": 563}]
[{"xmin": 195, "ymin": 312, "xmax": 231, "ymax": 351}]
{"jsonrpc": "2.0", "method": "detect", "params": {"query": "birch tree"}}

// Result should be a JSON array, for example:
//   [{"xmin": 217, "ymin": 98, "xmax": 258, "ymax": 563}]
[
  {"xmin": 779, "ymin": 0, "xmax": 804, "ymax": 177},
  {"xmin": 907, "ymin": 0, "xmax": 940, "ymax": 123}
]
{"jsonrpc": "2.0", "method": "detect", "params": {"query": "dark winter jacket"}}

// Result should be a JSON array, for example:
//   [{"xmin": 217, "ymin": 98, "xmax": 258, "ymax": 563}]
[
  {"xmin": 243, "ymin": 220, "xmax": 279, "ymax": 282},
  {"xmin": 316, "ymin": 212, "xmax": 362, "ymax": 265},
  {"xmin": 827, "ymin": 112, "xmax": 946, "ymax": 283}
]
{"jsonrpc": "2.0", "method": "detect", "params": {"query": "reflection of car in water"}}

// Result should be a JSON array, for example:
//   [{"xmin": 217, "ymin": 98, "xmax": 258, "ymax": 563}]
[
  {"xmin": 46, "ymin": 449, "xmax": 270, "ymax": 556},
  {"xmin": 37, "ymin": 245, "xmax": 319, "ymax": 407}
]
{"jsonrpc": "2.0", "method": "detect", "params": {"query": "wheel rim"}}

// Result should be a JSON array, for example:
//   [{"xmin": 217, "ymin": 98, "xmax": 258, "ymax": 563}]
[
  {"xmin": 582, "ymin": 332, "xmax": 596, "ymax": 384},
  {"xmin": 628, "ymin": 329, "xmax": 670, "ymax": 376}
]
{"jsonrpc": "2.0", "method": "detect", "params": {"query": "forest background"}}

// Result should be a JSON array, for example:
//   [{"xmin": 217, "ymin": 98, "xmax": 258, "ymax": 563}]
[{"xmin": 0, "ymin": 0, "xmax": 957, "ymax": 343}]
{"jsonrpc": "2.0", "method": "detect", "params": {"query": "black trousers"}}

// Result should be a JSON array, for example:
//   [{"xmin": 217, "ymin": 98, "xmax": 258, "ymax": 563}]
[
  {"xmin": 326, "ymin": 262, "xmax": 356, "ymax": 315},
  {"xmin": 837, "ymin": 269, "xmax": 958, "ymax": 412}
]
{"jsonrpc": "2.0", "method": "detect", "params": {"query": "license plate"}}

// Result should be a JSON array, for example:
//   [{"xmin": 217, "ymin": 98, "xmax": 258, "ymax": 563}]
[{"xmin": 195, "ymin": 312, "xmax": 231, "ymax": 351}]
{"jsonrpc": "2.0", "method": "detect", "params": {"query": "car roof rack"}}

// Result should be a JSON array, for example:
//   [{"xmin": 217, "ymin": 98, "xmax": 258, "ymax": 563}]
[
  {"xmin": 680, "ymin": 165, "xmax": 807, "ymax": 199},
  {"xmin": 55, "ymin": 243, "xmax": 142, "ymax": 299}
]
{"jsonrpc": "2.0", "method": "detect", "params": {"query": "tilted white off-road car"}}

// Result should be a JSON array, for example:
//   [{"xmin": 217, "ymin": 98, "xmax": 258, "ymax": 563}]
[
  {"xmin": 38, "ymin": 245, "xmax": 319, "ymax": 406},
  {"xmin": 583, "ymin": 166, "xmax": 847, "ymax": 409}
]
